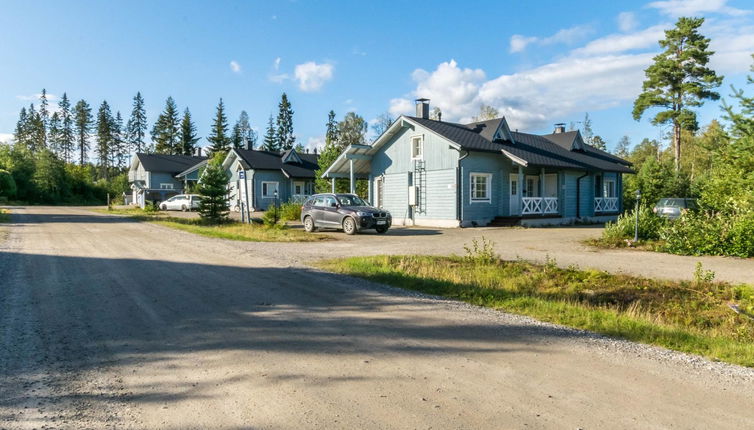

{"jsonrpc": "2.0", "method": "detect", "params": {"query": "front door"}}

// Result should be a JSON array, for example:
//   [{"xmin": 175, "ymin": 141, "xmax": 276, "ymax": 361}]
[{"xmin": 509, "ymin": 174, "xmax": 519, "ymax": 215}]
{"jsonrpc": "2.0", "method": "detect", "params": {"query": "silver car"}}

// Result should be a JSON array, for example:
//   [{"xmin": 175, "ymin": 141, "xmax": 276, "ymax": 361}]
[
  {"xmin": 160, "ymin": 194, "xmax": 202, "ymax": 211},
  {"xmin": 653, "ymin": 198, "xmax": 697, "ymax": 220}
]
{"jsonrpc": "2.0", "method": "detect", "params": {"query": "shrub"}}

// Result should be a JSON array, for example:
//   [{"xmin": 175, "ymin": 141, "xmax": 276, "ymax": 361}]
[
  {"xmin": 0, "ymin": 169, "xmax": 17, "ymax": 198},
  {"xmin": 279, "ymin": 201, "xmax": 302, "ymax": 221},
  {"xmin": 463, "ymin": 236, "xmax": 499, "ymax": 264},
  {"xmin": 262, "ymin": 205, "xmax": 280, "ymax": 226},
  {"xmin": 727, "ymin": 213, "xmax": 754, "ymax": 257},
  {"xmin": 602, "ymin": 206, "xmax": 666, "ymax": 242},
  {"xmin": 661, "ymin": 212, "xmax": 754, "ymax": 258}
]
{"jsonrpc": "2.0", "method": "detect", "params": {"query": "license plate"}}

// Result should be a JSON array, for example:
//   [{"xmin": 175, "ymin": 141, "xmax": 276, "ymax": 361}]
[{"xmin": 376, "ymin": 220, "xmax": 386, "ymax": 225}]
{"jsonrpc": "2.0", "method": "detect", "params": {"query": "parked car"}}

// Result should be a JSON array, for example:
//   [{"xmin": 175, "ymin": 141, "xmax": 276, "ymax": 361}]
[
  {"xmin": 301, "ymin": 193, "xmax": 391, "ymax": 234},
  {"xmin": 653, "ymin": 198, "xmax": 698, "ymax": 219},
  {"xmin": 160, "ymin": 194, "xmax": 202, "ymax": 211}
]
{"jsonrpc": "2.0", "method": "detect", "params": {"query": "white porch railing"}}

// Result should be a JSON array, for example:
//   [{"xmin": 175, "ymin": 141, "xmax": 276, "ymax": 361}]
[
  {"xmin": 594, "ymin": 197, "xmax": 619, "ymax": 212},
  {"xmin": 522, "ymin": 197, "xmax": 559, "ymax": 215}
]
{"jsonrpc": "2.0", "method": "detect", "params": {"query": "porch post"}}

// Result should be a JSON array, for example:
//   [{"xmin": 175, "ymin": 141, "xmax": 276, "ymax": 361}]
[
  {"xmin": 540, "ymin": 167, "xmax": 545, "ymax": 214},
  {"xmin": 349, "ymin": 159, "xmax": 355, "ymax": 194},
  {"xmin": 517, "ymin": 166, "xmax": 524, "ymax": 214},
  {"xmin": 331, "ymin": 177, "xmax": 335, "ymax": 193}
]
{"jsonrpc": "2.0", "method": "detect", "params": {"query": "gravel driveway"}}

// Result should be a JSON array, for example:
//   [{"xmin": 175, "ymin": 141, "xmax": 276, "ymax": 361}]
[{"xmin": 1, "ymin": 206, "xmax": 753, "ymax": 429}]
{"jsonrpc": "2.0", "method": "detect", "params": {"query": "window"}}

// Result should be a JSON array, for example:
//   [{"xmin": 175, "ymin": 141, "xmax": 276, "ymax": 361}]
[
  {"xmin": 603, "ymin": 179, "xmax": 616, "ymax": 198},
  {"xmin": 293, "ymin": 181, "xmax": 304, "ymax": 195},
  {"xmin": 313, "ymin": 196, "xmax": 326, "ymax": 207},
  {"xmin": 411, "ymin": 135, "xmax": 423, "ymax": 159},
  {"xmin": 262, "ymin": 181, "xmax": 279, "ymax": 198},
  {"xmin": 510, "ymin": 180, "xmax": 517, "ymax": 195},
  {"xmin": 470, "ymin": 173, "xmax": 491, "ymax": 202},
  {"xmin": 160, "ymin": 183, "xmax": 174, "ymax": 190},
  {"xmin": 323, "ymin": 196, "xmax": 337, "ymax": 207}
]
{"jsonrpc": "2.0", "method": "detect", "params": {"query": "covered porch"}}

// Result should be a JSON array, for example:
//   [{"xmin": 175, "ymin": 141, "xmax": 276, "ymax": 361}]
[
  {"xmin": 321, "ymin": 143, "xmax": 373, "ymax": 196},
  {"xmin": 507, "ymin": 165, "xmax": 561, "ymax": 217}
]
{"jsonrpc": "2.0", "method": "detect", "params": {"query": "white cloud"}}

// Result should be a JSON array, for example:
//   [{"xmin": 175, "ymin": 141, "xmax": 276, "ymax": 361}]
[
  {"xmin": 229, "ymin": 60, "xmax": 242, "ymax": 73},
  {"xmin": 306, "ymin": 135, "xmax": 325, "ymax": 151},
  {"xmin": 0, "ymin": 133, "xmax": 13, "ymax": 144},
  {"xmin": 647, "ymin": 0, "xmax": 750, "ymax": 17},
  {"xmin": 16, "ymin": 92, "xmax": 58, "ymax": 102},
  {"xmin": 268, "ymin": 57, "xmax": 289, "ymax": 83},
  {"xmin": 707, "ymin": 24, "xmax": 754, "ymax": 73},
  {"xmin": 509, "ymin": 25, "xmax": 593, "ymax": 53},
  {"xmin": 294, "ymin": 61, "xmax": 334, "ymax": 92},
  {"xmin": 572, "ymin": 24, "xmax": 667, "ymax": 56},
  {"xmin": 618, "ymin": 11, "xmax": 639, "ymax": 31}
]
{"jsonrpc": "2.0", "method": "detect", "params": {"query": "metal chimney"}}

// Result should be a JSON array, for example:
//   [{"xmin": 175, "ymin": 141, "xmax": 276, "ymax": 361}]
[
  {"xmin": 554, "ymin": 123, "xmax": 566, "ymax": 134},
  {"xmin": 415, "ymin": 98, "xmax": 430, "ymax": 119}
]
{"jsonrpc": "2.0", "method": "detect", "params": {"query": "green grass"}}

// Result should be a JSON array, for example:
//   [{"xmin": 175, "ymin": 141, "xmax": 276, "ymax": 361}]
[
  {"xmin": 93, "ymin": 207, "xmax": 328, "ymax": 242},
  {"xmin": 317, "ymin": 255, "xmax": 754, "ymax": 367}
]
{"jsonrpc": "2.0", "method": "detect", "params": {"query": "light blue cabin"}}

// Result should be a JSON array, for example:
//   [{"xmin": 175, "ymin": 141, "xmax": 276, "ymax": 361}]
[
  {"xmin": 128, "ymin": 153, "xmax": 208, "ymax": 208},
  {"xmin": 222, "ymin": 148, "xmax": 319, "ymax": 211},
  {"xmin": 323, "ymin": 99, "xmax": 633, "ymax": 227}
]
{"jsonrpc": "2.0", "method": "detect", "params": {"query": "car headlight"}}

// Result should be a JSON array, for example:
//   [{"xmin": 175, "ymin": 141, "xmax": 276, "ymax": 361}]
[{"xmin": 357, "ymin": 211, "xmax": 372, "ymax": 217}]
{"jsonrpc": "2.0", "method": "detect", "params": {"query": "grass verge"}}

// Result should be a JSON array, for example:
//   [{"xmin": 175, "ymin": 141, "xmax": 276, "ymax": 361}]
[
  {"xmin": 317, "ymin": 254, "xmax": 754, "ymax": 367},
  {"xmin": 94, "ymin": 207, "xmax": 327, "ymax": 242}
]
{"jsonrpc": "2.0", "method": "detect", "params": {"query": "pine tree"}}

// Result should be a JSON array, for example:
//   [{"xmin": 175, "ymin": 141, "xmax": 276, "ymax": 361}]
[
  {"xmin": 58, "ymin": 93, "xmax": 75, "ymax": 163},
  {"xmin": 632, "ymin": 17, "xmax": 723, "ymax": 172},
  {"xmin": 38, "ymin": 89, "xmax": 49, "ymax": 146},
  {"xmin": 126, "ymin": 92, "xmax": 148, "ymax": 153},
  {"xmin": 152, "ymin": 97, "xmax": 180, "ymax": 154},
  {"xmin": 275, "ymin": 93, "xmax": 295, "ymax": 150},
  {"xmin": 27, "ymin": 104, "xmax": 46, "ymax": 152},
  {"xmin": 179, "ymin": 108, "xmax": 199, "ymax": 155},
  {"xmin": 96, "ymin": 100, "xmax": 115, "ymax": 179},
  {"xmin": 615, "ymin": 136, "xmax": 631, "ymax": 158},
  {"xmin": 315, "ymin": 110, "xmax": 343, "ymax": 193},
  {"xmin": 14, "ymin": 107, "xmax": 29, "ymax": 147},
  {"xmin": 232, "ymin": 110, "xmax": 253, "ymax": 149},
  {"xmin": 112, "ymin": 111, "xmax": 127, "ymax": 169},
  {"xmin": 262, "ymin": 115, "xmax": 277, "ymax": 151},
  {"xmin": 73, "ymin": 100, "xmax": 93, "ymax": 164},
  {"xmin": 48, "ymin": 112, "xmax": 62, "ymax": 156},
  {"xmin": 207, "ymin": 98, "xmax": 230, "ymax": 154},
  {"xmin": 591, "ymin": 135, "xmax": 608, "ymax": 151},
  {"xmin": 197, "ymin": 156, "xmax": 230, "ymax": 224}
]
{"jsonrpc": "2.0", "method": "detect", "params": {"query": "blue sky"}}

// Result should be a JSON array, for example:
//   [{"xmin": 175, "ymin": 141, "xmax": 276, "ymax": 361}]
[{"xmin": 1, "ymin": 0, "xmax": 753, "ymax": 154}]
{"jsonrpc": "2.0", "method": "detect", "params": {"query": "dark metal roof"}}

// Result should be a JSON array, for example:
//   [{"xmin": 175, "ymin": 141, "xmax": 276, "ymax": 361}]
[
  {"xmin": 235, "ymin": 149, "xmax": 320, "ymax": 178},
  {"xmin": 407, "ymin": 116, "xmax": 633, "ymax": 173},
  {"xmin": 136, "ymin": 153, "xmax": 208, "ymax": 174}
]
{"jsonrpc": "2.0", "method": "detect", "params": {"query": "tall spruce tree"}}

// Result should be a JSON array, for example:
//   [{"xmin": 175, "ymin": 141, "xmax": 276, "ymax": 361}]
[
  {"xmin": 126, "ymin": 92, "xmax": 148, "ymax": 153},
  {"xmin": 232, "ymin": 110, "xmax": 253, "ymax": 149},
  {"xmin": 58, "ymin": 93, "xmax": 75, "ymax": 163},
  {"xmin": 275, "ymin": 93, "xmax": 295, "ymax": 150},
  {"xmin": 38, "ymin": 89, "xmax": 49, "ymax": 147},
  {"xmin": 262, "ymin": 115, "xmax": 277, "ymax": 151},
  {"xmin": 207, "ymin": 98, "xmax": 230, "ymax": 154},
  {"xmin": 152, "ymin": 96, "xmax": 180, "ymax": 154},
  {"xmin": 14, "ymin": 107, "xmax": 29, "ymax": 147},
  {"xmin": 96, "ymin": 101, "xmax": 115, "ymax": 179},
  {"xmin": 632, "ymin": 17, "xmax": 723, "ymax": 172},
  {"xmin": 73, "ymin": 99, "xmax": 93, "ymax": 164},
  {"xmin": 112, "ymin": 111, "xmax": 127, "ymax": 169},
  {"xmin": 27, "ymin": 103, "xmax": 46, "ymax": 152},
  {"xmin": 179, "ymin": 108, "xmax": 199, "ymax": 155},
  {"xmin": 314, "ymin": 110, "xmax": 342, "ymax": 193},
  {"xmin": 48, "ymin": 112, "xmax": 62, "ymax": 156},
  {"xmin": 197, "ymin": 156, "xmax": 230, "ymax": 224}
]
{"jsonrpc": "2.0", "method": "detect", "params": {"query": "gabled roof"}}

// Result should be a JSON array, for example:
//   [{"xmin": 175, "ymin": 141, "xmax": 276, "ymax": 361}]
[
  {"xmin": 133, "ymin": 153, "xmax": 208, "ymax": 174},
  {"xmin": 232, "ymin": 148, "xmax": 319, "ymax": 178}
]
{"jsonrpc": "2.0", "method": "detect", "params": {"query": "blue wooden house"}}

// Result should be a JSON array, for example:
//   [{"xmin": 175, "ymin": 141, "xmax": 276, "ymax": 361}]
[
  {"xmin": 323, "ymin": 99, "xmax": 633, "ymax": 227},
  {"xmin": 222, "ymin": 148, "xmax": 319, "ymax": 211},
  {"xmin": 128, "ymin": 153, "xmax": 208, "ymax": 208}
]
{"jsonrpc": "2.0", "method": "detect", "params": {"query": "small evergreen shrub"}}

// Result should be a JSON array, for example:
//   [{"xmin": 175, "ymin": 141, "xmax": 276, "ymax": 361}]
[
  {"xmin": 279, "ymin": 201, "xmax": 302, "ymax": 221},
  {"xmin": 262, "ymin": 205, "xmax": 281, "ymax": 226},
  {"xmin": 602, "ymin": 206, "xmax": 665, "ymax": 243}
]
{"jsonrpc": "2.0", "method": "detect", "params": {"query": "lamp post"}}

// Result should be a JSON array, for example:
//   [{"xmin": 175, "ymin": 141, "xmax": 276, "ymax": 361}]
[{"xmin": 634, "ymin": 189, "xmax": 641, "ymax": 242}]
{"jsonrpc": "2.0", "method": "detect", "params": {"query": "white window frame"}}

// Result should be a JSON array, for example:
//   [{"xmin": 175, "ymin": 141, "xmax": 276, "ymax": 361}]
[
  {"xmin": 411, "ymin": 135, "xmax": 424, "ymax": 160},
  {"xmin": 293, "ymin": 181, "xmax": 305, "ymax": 196},
  {"xmin": 469, "ymin": 172, "xmax": 492, "ymax": 203},
  {"xmin": 603, "ymin": 179, "xmax": 616, "ymax": 198},
  {"xmin": 261, "ymin": 181, "xmax": 279, "ymax": 198},
  {"xmin": 159, "ymin": 183, "xmax": 174, "ymax": 190}
]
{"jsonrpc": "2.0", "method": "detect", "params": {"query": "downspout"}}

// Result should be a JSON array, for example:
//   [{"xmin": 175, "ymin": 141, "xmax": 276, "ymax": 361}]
[
  {"xmin": 576, "ymin": 171, "xmax": 588, "ymax": 219},
  {"xmin": 457, "ymin": 150, "xmax": 469, "ymax": 226}
]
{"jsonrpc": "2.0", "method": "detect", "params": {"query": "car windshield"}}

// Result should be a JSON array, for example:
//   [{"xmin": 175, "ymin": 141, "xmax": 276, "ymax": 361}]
[
  {"xmin": 658, "ymin": 198, "xmax": 685, "ymax": 207},
  {"xmin": 337, "ymin": 195, "xmax": 367, "ymax": 206}
]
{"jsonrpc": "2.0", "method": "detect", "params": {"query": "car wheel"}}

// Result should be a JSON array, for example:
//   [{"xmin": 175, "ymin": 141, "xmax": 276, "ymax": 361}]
[
  {"xmin": 181, "ymin": 205, "xmax": 187, "ymax": 212},
  {"xmin": 375, "ymin": 226, "xmax": 388, "ymax": 234},
  {"xmin": 160, "ymin": 204, "xmax": 167, "ymax": 211},
  {"xmin": 303, "ymin": 216, "xmax": 316, "ymax": 233},
  {"xmin": 342, "ymin": 217, "xmax": 357, "ymax": 235}
]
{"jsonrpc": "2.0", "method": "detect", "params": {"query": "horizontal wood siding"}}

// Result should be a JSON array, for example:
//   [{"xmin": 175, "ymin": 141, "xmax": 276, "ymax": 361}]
[
  {"xmin": 460, "ymin": 152, "xmax": 510, "ymax": 223},
  {"xmin": 252, "ymin": 170, "xmax": 288, "ymax": 210},
  {"xmin": 415, "ymin": 168, "xmax": 457, "ymax": 220},
  {"xmin": 371, "ymin": 123, "xmax": 459, "ymax": 176},
  {"xmin": 381, "ymin": 172, "xmax": 409, "ymax": 221},
  {"xmin": 150, "ymin": 172, "xmax": 182, "ymax": 190}
]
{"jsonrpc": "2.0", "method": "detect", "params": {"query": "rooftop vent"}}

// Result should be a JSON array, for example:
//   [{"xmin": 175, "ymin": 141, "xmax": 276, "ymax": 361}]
[
  {"xmin": 554, "ymin": 123, "xmax": 566, "ymax": 134},
  {"xmin": 415, "ymin": 98, "xmax": 430, "ymax": 119}
]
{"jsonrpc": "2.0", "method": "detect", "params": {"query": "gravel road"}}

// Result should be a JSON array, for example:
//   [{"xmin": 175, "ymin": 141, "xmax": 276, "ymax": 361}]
[{"xmin": 1, "ymin": 206, "xmax": 753, "ymax": 429}]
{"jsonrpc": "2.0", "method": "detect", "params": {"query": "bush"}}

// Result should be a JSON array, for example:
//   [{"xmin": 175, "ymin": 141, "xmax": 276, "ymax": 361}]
[
  {"xmin": 279, "ymin": 201, "xmax": 302, "ymax": 221},
  {"xmin": 0, "ymin": 169, "xmax": 17, "ymax": 198},
  {"xmin": 602, "ymin": 206, "xmax": 666, "ymax": 242},
  {"xmin": 661, "ymin": 212, "xmax": 754, "ymax": 258},
  {"xmin": 262, "ymin": 205, "xmax": 280, "ymax": 226}
]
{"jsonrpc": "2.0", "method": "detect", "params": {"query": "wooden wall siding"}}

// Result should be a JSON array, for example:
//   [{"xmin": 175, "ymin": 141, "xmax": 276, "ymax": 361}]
[
  {"xmin": 380, "ymin": 172, "xmax": 409, "ymax": 221},
  {"xmin": 563, "ymin": 171, "xmax": 580, "ymax": 218},
  {"xmin": 371, "ymin": 122, "xmax": 459, "ymax": 176},
  {"xmin": 579, "ymin": 174, "xmax": 595, "ymax": 217},
  {"xmin": 460, "ymin": 152, "xmax": 510, "ymax": 222},
  {"xmin": 414, "ymin": 168, "xmax": 457, "ymax": 220},
  {"xmin": 150, "ymin": 172, "xmax": 182, "ymax": 190},
  {"xmin": 252, "ymin": 170, "xmax": 288, "ymax": 210}
]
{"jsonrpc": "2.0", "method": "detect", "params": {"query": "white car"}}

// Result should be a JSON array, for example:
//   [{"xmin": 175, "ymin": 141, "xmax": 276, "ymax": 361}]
[{"xmin": 160, "ymin": 194, "xmax": 202, "ymax": 211}]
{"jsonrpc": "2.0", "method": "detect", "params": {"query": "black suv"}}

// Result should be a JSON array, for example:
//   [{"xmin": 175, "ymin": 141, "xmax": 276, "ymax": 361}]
[{"xmin": 301, "ymin": 193, "xmax": 391, "ymax": 234}]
